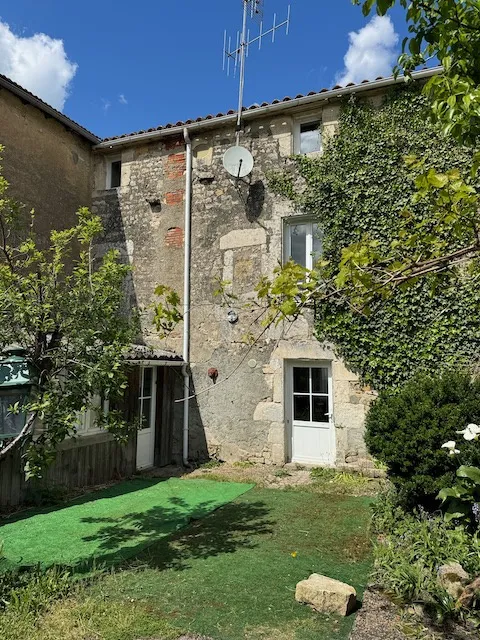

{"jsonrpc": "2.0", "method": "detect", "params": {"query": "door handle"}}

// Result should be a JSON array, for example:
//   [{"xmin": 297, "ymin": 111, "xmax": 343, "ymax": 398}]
[{"xmin": 324, "ymin": 412, "xmax": 333, "ymax": 418}]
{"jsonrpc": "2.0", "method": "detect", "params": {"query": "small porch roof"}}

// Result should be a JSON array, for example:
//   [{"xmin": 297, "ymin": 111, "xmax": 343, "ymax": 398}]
[{"xmin": 123, "ymin": 344, "xmax": 184, "ymax": 365}]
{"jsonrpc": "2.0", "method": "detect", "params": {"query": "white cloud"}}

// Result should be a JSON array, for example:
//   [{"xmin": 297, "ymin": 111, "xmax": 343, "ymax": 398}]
[
  {"xmin": 101, "ymin": 98, "xmax": 111, "ymax": 112},
  {"xmin": 0, "ymin": 20, "xmax": 77, "ymax": 111},
  {"xmin": 336, "ymin": 16, "xmax": 399, "ymax": 86},
  {"xmin": 118, "ymin": 94, "xmax": 128, "ymax": 105}
]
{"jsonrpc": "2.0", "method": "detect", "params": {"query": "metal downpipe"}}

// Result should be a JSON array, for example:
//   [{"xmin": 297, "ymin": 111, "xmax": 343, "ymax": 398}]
[{"xmin": 182, "ymin": 127, "xmax": 192, "ymax": 466}]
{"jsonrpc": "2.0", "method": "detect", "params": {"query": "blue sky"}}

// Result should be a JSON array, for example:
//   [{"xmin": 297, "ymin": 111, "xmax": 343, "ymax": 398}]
[{"xmin": 0, "ymin": 1, "xmax": 410, "ymax": 139}]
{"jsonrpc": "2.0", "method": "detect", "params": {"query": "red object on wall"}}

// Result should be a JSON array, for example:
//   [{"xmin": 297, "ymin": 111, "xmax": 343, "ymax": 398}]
[{"xmin": 207, "ymin": 367, "xmax": 219, "ymax": 384}]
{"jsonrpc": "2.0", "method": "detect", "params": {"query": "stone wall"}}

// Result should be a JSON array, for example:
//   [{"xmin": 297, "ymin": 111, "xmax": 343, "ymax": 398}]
[
  {"xmin": 92, "ymin": 137, "xmax": 186, "ymax": 352},
  {"xmin": 187, "ymin": 106, "xmax": 374, "ymax": 467},
  {"xmin": 92, "ymin": 137, "xmax": 192, "ymax": 459},
  {"xmin": 0, "ymin": 88, "xmax": 93, "ymax": 242},
  {"xmin": 93, "ymin": 99, "xmax": 378, "ymax": 468}
]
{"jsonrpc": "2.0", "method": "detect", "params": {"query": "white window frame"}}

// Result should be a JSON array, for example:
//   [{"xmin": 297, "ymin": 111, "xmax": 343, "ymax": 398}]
[
  {"xmin": 283, "ymin": 217, "xmax": 323, "ymax": 270},
  {"xmin": 139, "ymin": 366, "xmax": 156, "ymax": 431},
  {"xmin": 293, "ymin": 115, "xmax": 323, "ymax": 155},
  {"xmin": 290, "ymin": 363, "xmax": 333, "ymax": 426},
  {"xmin": 75, "ymin": 395, "xmax": 109, "ymax": 436},
  {"xmin": 106, "ymin": 156, "xmax": 122, "ymax": 190}
]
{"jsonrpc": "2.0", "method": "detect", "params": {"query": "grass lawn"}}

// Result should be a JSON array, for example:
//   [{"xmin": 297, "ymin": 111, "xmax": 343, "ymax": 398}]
[
  {"xmin": 0, "ymin": 478, "xmax": 253, "ymax": 571},
  {"xmin": 10, "ymin": 487, "xmax": 374, "ymax": 640}
]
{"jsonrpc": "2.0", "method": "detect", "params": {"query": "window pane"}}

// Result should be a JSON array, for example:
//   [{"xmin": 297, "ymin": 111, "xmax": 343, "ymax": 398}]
[
  {"xmin": 290, "ymin": 224, "xmax": 307, "ymax": 267},
  {"xmin": 294, "ymin": 395, "xmax": 310, "ymax": 422},
  {"xmin": 142, "ymin": 368, "xmax": 153, "ymax": 397},
  {"xmin": 110, "ymin": 161, "xmax": 121, "ymax": 188},
  {"xmin": 312, "ymin": 223, "xmax": 323, "ymax": 264},
  {"xmin": 312, "ymin": 396, "xmax": 329, "ymax": 423},
  {"xmin": 141, "ymin": 398, "xmax": 152, "ymax": 429},
  {"xmin": 0, "ymin": 393, "xmax": 27, "ymax": 439},
  {"xmin": 300, "ymin": 122, "xmax": 321, "ymax": 154},
  {"xmin": 312, "ymin": 368, "xmax": 328, "ymax": 394},
  {"xmin": 293, "ymin": 367, "xmax": 309, "ymax": 393}
]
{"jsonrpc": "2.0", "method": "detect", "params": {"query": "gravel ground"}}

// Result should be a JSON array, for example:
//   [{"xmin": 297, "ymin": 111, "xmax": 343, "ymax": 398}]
[
  {"xmin": 182, "ymin": 462, "xmax": 384, "ymax": 494},
  {"xmin": 350, "ymin": 588, "xmax": 478, "ymax": 640},
  {"xmin": 350, "ymin": 588, "xmax": 407, "ymax": 640}
]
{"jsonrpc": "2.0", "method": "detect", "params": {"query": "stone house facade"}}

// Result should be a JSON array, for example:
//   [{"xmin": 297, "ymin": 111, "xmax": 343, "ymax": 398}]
[
  {"xmin": 92, "ymin": 68, "xmax": 439, "ymax": 470},
  {"xmin": 0, "ymin": 67, "xmax": 440, "ymax": 500}
]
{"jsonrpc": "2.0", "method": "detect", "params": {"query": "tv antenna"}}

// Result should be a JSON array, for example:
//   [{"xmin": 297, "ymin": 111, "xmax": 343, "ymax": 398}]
[{"xmin": 223, "ymin": 0, "xmax": 291, "ymax": 149}]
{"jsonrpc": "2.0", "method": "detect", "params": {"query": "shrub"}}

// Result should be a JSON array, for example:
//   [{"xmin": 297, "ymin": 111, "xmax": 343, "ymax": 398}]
[
  {"xmin": 372, "ymin": 494, "xmax": 480, "ymax": 625},
  {"xmin": 365, "ymin": 370, "xmax": 480, "ymax": 508}
]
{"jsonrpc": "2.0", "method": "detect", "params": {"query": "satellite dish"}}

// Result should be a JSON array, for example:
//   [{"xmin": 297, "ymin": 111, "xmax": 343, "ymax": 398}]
[{"xmin": 223, "ymin": 146, "xmax": 254, "ymax": 178}]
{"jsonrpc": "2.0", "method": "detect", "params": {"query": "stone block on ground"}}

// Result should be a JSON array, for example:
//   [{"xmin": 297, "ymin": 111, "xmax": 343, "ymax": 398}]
[
  {"xmin": 295, "ymin": 573, "xmax": 357, "ymax": 616},
  {"xmin": 457, "ymin": 577, "xmax": 480, "ymax": 609},
  {"xmin": 437, "ymin": 562, "xmax": 470, "ymax": 599}
]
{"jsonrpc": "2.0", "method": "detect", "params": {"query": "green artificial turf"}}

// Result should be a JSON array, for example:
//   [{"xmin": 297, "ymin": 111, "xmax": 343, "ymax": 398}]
[
  {"xmin": 0, "ymin": 477, "xmax": 253, "ymax": 571},
  {"xmin": 83, "ymin": 488, "xmax": 373, "ymax": 640}
]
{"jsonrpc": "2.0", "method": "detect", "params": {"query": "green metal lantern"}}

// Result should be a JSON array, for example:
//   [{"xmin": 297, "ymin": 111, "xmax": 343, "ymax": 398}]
[{"xmin": 0, "ymin": 345, "xmax": 33, "ymax": 441}]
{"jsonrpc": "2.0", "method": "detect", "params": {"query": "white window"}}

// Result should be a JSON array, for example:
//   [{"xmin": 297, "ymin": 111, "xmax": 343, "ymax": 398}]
[
  {"xmin": 139, "ymin": 367, "xmax": 156, "ymax": 430},
  {"xmin": 292, "ymin": 365, "xmax": 331, "ymax": 424},
  {"xmin": 294, "ymin": 118, "xmax": 322, "ymax": 154},
  {"xmin": 0, "ymin": 390, "xmax": 28, "ymax": 441},
  {"xmin": 136, "ymin": 366, "xmax": 157, "ymax": 470},
  {"xmin": 284, "ymin": 219, "xmax": 323, "ymax": 269},
  {"xmin": 106, "ymin": 157, "xmax": 122, "ymax": 189},
  {"xmin": 76, "ymin": 395, "xmax": 109, "ymax": 436}
]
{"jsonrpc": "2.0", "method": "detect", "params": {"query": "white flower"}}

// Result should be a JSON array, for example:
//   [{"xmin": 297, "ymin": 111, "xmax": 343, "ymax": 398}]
[
  {"xmin": 456, "ymin": 423, "xmax": 480, "ymax": 441},
  {"xmin": 442, "ymin": 441, "xmax": 460, "ymax": 455}
]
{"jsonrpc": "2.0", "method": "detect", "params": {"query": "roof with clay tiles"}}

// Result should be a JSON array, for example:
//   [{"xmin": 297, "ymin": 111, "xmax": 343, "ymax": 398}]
[{"xmin": 100, "ymin": 67, "xmax": 441, "ymax": 144}]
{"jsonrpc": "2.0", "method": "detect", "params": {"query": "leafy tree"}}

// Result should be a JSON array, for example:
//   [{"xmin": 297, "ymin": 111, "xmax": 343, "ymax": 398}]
[
  {"xmin": 323, "ymin": 0, "xmax": 480, "ymax": 299},
  {"xmin": 0, "ymin": 147, "xmax": 137, "ymax": 478}
]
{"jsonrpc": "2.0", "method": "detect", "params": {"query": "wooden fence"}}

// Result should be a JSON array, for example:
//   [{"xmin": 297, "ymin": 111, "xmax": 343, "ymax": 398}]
[{"xmin": 0, "ymin": 432, "xmax": 136, "ymax": 510}]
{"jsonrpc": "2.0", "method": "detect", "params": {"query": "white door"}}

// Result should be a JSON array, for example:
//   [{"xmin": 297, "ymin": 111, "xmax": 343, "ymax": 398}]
[
  {"xmin": 287, "ymin": 362, "xmax": 335, "ymax": 465},
  {"xmin": 136, "ymin": 366, "xmax": 157, "ymax": 470}
]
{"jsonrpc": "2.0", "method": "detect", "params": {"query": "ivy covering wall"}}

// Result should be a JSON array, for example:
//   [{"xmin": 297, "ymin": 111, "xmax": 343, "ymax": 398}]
[{"xmin": 271, "ymin": 87, "xmax": 480, "ymax": 389}]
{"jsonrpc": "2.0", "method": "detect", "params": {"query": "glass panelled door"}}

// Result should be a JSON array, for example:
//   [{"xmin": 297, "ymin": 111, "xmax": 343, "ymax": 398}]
[
  {"xmin": 288, "ymin": 363, "xmax": 335, "ymax": 464},
  {"xmin": 136, "ymin": 366, "xmax": 157, "ymax": 470}
]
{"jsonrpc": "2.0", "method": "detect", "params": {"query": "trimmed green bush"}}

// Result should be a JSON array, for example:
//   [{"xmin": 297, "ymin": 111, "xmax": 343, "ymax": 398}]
[{"xmin": 365, "ymin": 370, "xmax": 480, "ymax": 508}]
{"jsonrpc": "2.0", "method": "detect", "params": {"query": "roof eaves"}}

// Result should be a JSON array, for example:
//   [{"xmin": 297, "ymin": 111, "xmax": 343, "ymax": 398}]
[
  {"xmin": 0, "ymin": 74, "xmax": 101, "ymax": 145},
  {"xmin": 97, "ymin": 66, "xmax": 442, "ymax": 150}
]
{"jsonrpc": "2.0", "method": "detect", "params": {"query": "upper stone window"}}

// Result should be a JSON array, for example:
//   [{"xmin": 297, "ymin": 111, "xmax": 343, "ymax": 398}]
[
  {"xmin": 106, "ymin": 157, "xmax": 122, "ymax": 189},
  {"xmin": 284, "ymin": 218, "xmax": 323, "ymax": 270},
  {"xmin": 294, "ymin": 118, "xmax": 322, "ymax": 155}
]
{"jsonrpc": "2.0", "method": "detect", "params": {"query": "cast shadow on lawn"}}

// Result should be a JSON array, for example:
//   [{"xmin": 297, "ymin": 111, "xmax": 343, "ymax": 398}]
[
  {"xmin": 1, "ymin": 477, "xmax": 171, "ymax": 527},
  {"xmin": 77, "ymin": 497, "xmax": 274, "ymax": 573}
]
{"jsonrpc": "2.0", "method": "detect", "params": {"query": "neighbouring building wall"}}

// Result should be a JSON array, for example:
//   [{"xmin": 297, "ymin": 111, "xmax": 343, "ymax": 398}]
[
  {"xmin": 0, "ymin": 89, "xmax": 94, "ymax": 241},
  {"xmin": 94, "ymin": 97, "xmax": 380, "ymax": 469}
]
